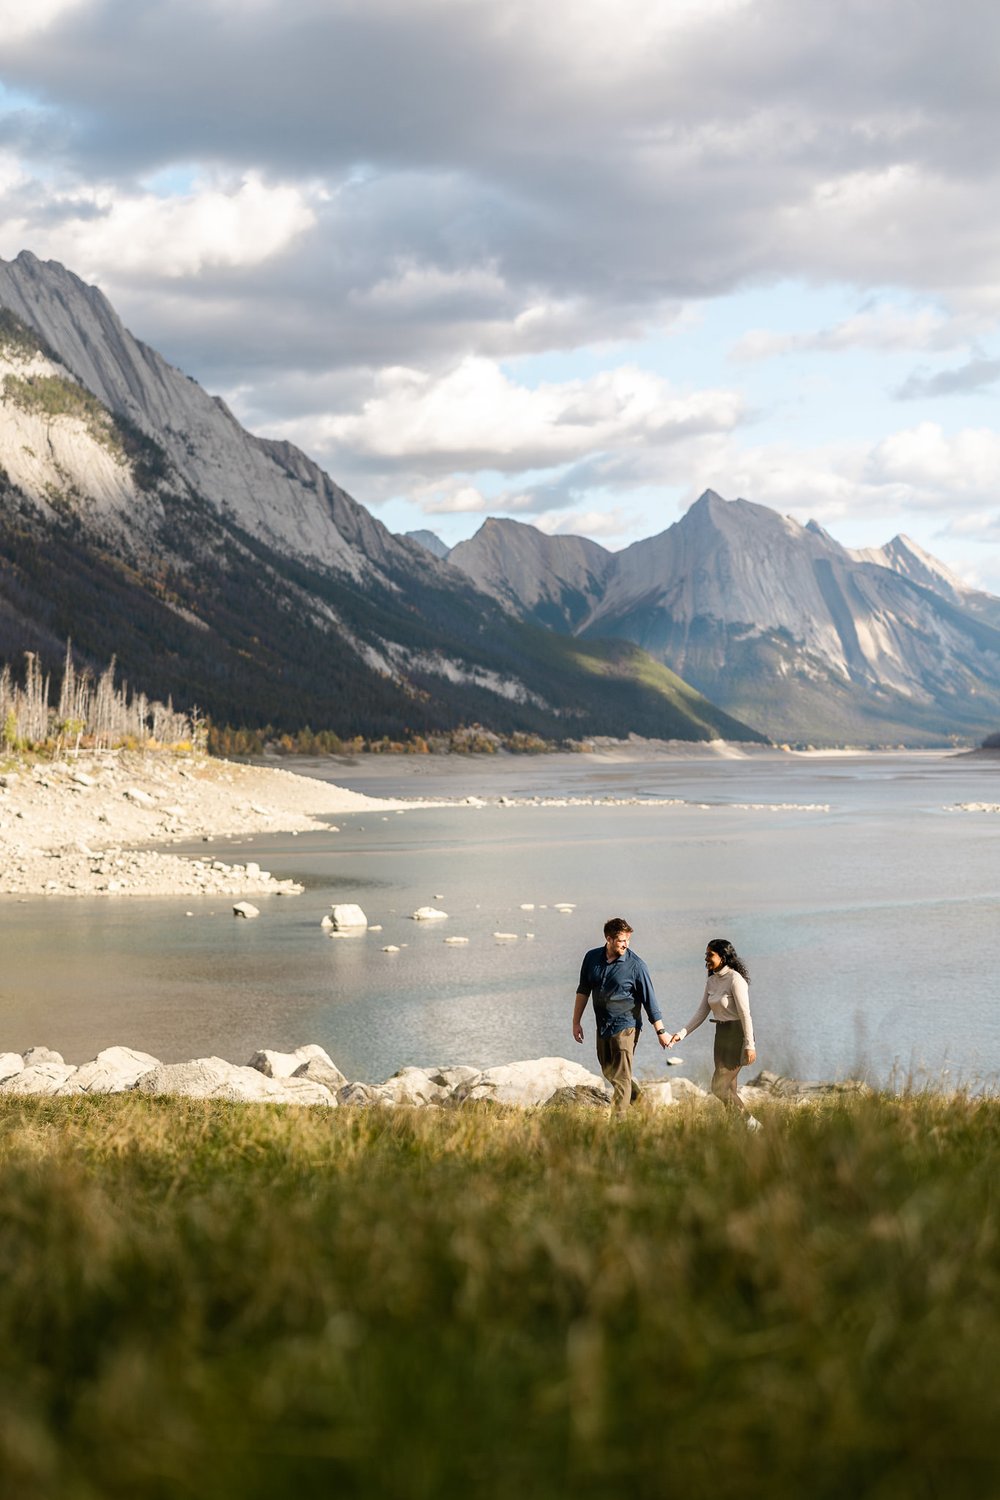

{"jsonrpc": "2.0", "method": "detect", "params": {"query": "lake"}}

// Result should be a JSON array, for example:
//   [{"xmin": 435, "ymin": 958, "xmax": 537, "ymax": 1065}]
[{"xmin": 2, "ymin": 749, "xmax": 998, "ymax": 1090}]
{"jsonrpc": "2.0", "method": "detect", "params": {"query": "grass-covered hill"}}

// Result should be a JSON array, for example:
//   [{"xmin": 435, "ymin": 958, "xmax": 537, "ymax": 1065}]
[{"xmin": 0, "ymin": 1092, "xmax": 995, "ymax": 1499}]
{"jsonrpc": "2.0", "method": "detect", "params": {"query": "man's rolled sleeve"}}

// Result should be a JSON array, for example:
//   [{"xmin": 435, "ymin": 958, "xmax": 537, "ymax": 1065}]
[{"xmin": 636, "ymin": 961, "xmax": 662, "ymax": 1026}]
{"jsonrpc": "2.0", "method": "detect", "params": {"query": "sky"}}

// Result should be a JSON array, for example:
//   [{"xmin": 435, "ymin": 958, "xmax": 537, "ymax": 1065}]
[{"xmin": 2, "ymin": 0, "xmax": 1000, "ymax": 591}]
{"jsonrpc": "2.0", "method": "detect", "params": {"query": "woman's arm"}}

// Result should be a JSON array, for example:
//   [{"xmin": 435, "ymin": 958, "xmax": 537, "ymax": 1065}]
[{"xmin": 732, "ymin": 972, "xmax": 756, "ymax": 1059}]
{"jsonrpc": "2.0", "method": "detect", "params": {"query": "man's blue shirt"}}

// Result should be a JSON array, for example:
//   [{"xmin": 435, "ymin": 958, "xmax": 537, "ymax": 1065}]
[{"xmin": 577, "ymin": 946, "xmax": 662, "ymax": 1038}]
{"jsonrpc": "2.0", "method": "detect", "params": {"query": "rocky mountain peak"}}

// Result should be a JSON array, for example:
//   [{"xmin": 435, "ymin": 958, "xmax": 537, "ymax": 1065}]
[
  {"xmin": 448, "ymin": 516, "xmax": 613, "ymax": 629},
  {"xmin": 0, "ymin": 251, "xmax": 433, "ymax": 584}
]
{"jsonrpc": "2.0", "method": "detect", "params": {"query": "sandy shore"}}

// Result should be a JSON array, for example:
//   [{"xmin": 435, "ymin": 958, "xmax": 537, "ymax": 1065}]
[{"xmin": 0, "ymin": 751, "xmax": 409, "ymax": 898}]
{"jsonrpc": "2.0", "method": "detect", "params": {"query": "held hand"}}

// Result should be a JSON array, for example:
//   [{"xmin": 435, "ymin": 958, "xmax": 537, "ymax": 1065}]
[
  {"xmin": 667, "ymin": 1032, "xmax": 683, "ymax": 1048},
  {"xmin": 573, "ymin": 1022, "xmax": 585, "ymax": 1044},
  {"xmin": 745, "ymin": 1046, "xmax": 757, "ymax": 1065},
  {"xmin": 656, "ymin": 1030, "xmax": 669, "ymax": 1050}
]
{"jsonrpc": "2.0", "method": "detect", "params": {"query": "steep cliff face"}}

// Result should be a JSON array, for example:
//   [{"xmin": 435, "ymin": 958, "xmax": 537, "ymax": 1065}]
[
  {"xmin": 852, "ymin": 532, "xmax": 1000, "ymax": 632},
  {"xmin": 452, "ymin": 491, "xmax": 1000, "ymax": 744},
  {"xmin": 448, "ymin": 517, "xmax": 613, "ymax": 629},
  {"xmin": 0, "ymin": 252, "xmax": 436, "ymax": 583},
  {"xmin": 0, "ymin": 328, "xmax": 148, "ymax": 533},
  {"xmin": 0, "ymin": 262, "xmax": 760, "ymax": 744}
]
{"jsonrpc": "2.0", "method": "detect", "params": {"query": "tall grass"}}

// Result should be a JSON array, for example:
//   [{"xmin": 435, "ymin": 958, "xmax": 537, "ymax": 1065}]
[{"xmin": 0, "ymin": 1094, "xmax": 997, "ymax": 1499}]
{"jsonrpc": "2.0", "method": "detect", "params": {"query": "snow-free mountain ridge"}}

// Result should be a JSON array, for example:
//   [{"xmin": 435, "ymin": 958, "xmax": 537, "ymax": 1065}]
[
  {"xmin": 0, "ymin": 252, "xmax": 760, "ymax": 745},
  {"xmin": 448, "ymin": 493, "xmax": 1000, "ymax": 744}
]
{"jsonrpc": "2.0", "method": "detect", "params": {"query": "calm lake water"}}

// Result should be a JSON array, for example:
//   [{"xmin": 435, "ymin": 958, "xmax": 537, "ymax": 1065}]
[{"xmin": 2, "ymin": 750, "xmax": 999, "ymax": 1090}]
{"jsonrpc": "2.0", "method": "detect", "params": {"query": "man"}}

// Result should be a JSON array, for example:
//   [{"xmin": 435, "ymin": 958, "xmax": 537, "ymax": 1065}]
[{"xmin": 573, "ymin": 917, "xmax": 668, "ymax": 1117}]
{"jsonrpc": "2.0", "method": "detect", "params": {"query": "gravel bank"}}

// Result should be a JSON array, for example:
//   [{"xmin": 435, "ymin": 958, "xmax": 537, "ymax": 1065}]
[{"xmin": 0, "ymin": 751, "xmax": 406, "ymax": 897}]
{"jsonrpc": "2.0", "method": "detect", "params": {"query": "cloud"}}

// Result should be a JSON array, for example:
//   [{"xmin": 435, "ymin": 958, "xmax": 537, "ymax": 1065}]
[
  {"xmin": 0, "ymin": 0, "xmax": 87, "ymax": 43},
  {"xmin": 894, "ymin": 356, "xmax": 1000, "ymax": 400},
  {"xmin": 730, "ymin": 303, "xmax": 974, "ymax": 362},
  {"xmin": 270, "ymin": 356, "xmax": 744, "ymax": 477},
  {"xmin": 684, "ymin": 422, "xmax": 1000, "ymax": 537},
  {"xmin": 0, "ymin": 172, "xmax": 317, "ymax": 280},
  {"xmin": 4, "ymin": 0, "xmax": 1000, "ymax": 595},
  {"xmin": 421, "ymin": 485, "xmax": 491, "ymax": 516},
  {"xmin": 534, "ymin": 506, "xmax": 637, "ymax": 542},
  {"xmin": 6, "ymin": 0, "xmax": 1000, "ymax": 333},
  {"xmin": 865, "ymin": 422, "xmax": 1000, "ymax": 503}
]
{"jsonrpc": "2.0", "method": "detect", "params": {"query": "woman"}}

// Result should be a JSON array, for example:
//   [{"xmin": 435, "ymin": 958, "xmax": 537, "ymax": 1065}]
[{"xmin": 668, "ymin": 938, "xmax": 762, "ymax": 1131}]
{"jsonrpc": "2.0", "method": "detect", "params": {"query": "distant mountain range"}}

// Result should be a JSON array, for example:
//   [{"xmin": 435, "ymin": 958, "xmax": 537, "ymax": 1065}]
[
  {"xmin": 3, "ymin": 250, "xmax": 998, "ymax": 747},
  {"xmin": 0, "ymin": 252, "xmax": 759, "ymax": 746},
  {"xmin": 441, "ymin": 499, "xmax": 1000, "ymax": 744}
]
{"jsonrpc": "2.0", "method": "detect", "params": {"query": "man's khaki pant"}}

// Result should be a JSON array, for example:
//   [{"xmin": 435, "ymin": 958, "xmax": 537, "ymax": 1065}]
[{"xmin": 596, "ymin": 1028, "xmax": 641, "ymax": 1118}]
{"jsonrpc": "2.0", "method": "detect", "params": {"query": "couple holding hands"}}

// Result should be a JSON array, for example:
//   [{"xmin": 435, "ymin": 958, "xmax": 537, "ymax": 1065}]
[{"xmin": 572, "ymin": 916, "xmax": 761, "ymax": 1129}]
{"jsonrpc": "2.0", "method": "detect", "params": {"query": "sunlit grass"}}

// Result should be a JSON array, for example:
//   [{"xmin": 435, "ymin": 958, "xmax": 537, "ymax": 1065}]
[{"xmin": 0, "ymin": 1094, "xmax": 997, "ymax": 1499}]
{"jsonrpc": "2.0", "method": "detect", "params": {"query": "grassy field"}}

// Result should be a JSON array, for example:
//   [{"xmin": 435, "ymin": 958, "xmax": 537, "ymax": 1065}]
[{"xmin": 0, "ymin": 1093, "xmax": 997, "ymax": 1500}]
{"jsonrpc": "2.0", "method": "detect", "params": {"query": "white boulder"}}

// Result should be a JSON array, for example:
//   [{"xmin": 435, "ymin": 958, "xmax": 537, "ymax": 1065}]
[
  {"xmin": 56, "ymin": 1046, "xmax": 160, "ymax": 1094},
  {"xmin": 454, "ymin": 1057, "xmax": 607, "ymax": 1107},
  {"xmin": 377, "ymin": 1067, "xmax": 449, "ymax": 1107},
  {"xmin": 639, "ymin": 1080, "xmax": 676, "ymax": 1111},
  {"xmin": 411, "ymin": 906, "xmax": 447, "ymax": 921},
  {"xmin": 1, "ymin": 1060, "xmax": 78, "ymax": 1095},
  {"xmin": 291, "ymin": 1057, "xmax": 349, "ymax": 1094},
  {"xmin": 232, "ymin": 902, "xmax": 260, "ymax": 919},
  {"xmin": 428, "ymin": 1065, "xmax": 481, "ymax": 1091},
  {"xmin": 0, "ymin": 1052, "xmax": 25, "ymax": 1083},
  {"xmin": 134, "ymin": 1053, "xmax": 337, "ymax": 1105},
  {"xmin": 545, "ymin": 1084, "xmax": 612, "ymax": 1109},
  {"xmin": 123, "ymin": 787, "xmax": 157, "ymax": 808},
  {"xmin": 336, "ymin": 1081, "xmax": 396, "ymax": 1108},
  {"xmin": 668, "ymin": 1076, "xmax": 710, "ymax": 1101},
  {"xmin": 248, "ymin": 1043, "xmax": 341, "ymax": 1080},
  {"xmin": 330, "ymin": 904, "xmax": 368, "ymax": 929},
  {"xmin": 22, "ymin": 1046, "xmax": 65, "ymax": 1066}
]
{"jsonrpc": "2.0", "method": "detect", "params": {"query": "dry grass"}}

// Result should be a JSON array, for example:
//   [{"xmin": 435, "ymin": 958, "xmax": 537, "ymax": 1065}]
[{"xmin": 0, "ymin": 1093, "xmax": 997, "ymax": 1499}]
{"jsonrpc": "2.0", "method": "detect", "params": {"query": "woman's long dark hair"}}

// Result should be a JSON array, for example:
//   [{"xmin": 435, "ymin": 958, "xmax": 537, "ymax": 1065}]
[{"xmin": 707, "ymin": 938, "xmax": 750, "ymax": 985}]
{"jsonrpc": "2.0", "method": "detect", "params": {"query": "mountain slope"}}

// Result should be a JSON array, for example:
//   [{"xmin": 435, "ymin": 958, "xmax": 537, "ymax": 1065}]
[
  {"xmin": 852, "ymin": 532, "xmax": 1000, "ymax": 632},
  {"xmin": 0, "ymin": 269, "xmax": 762, "ymax": 745},
  {"xmin": 451, "ymin": 492, "xmax": 1000, "ymax": 744},
  {"xmin": 448, "ymin": 517, "xmax": 612, "ymax": 630}
]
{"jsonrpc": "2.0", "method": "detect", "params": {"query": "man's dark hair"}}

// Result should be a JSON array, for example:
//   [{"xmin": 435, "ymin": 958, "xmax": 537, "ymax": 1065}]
[{"xmin": 604, "ymin": 917, "xmax": 633, "ymax": 939}]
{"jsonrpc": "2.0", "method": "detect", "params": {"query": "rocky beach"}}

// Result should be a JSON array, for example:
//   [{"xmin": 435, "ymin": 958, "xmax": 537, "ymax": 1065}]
[{"xmin": 0, "ymin": 750, "xmax": 413, "ymax": 898}]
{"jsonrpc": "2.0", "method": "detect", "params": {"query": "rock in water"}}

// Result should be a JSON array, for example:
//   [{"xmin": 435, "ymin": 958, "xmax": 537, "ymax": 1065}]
[{"xmin": 330, "ymin": 903, "xmax": 368, "ymax": 929}]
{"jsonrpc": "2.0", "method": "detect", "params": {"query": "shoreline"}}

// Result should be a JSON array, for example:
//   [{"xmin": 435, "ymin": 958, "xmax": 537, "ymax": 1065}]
[
  {"xmin": 0, "ymin": 750, "xmax": 419, "ymax": 898},
  {"xmin": 1, "ymin": 742, "xmax": 992, "ymax": 897},
  {"xmin": 0, "ymin": 1041, "xmax": 875, "ymax": 1109}
]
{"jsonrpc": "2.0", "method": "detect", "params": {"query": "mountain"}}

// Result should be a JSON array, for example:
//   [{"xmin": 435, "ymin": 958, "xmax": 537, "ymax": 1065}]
[
  {"xmin": 448, "ymin": 518, "xmax": 612, "ymax": 630},
  {"xmin": 0, "ymin": 253, "xmax": 763, "ymax": 745},
  {"xmin": 449, "ymin": 491, "xmax": 1000, "ymax": 745},
  {"xmin": 851, "ymin": 533, "xmax": 1000, "ymax": 632},
  {"xmin": 404, "ymin": 530, "xmax": 451, "ymax": 560}
]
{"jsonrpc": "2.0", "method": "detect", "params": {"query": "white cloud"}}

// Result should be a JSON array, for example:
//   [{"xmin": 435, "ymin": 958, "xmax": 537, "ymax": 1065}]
[
  {"xmin": 2, "ymin": 174, "xmax": 316, "ymax": 281},
  {"xmin": 866, "ymin": 423, "xmax": 1000, "ymax": 504},
  {"xmin": 294, "ymin": 356, "xmax": 744, "ymax": 473},
  {"xmin": 349, "ymin": 261, "xmax": 508, "ymax": 314},
  {"xmin": 683, "ymin": 424, "xmax": 1000, "ymax": 588},
  {"xmin": 422, "ymin": 484, "xmax": 491, "ymax": 515},
  {"xmin": 534, "ymin": 506, "xmax": 637, "ymax": 542},
  {"xmin": 0, "ymin": 0, "xmax": 88, "ymax": 42},
  {"xmin": 730, "ymin": 303, "xmax": 976, "ymax": 362}
]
